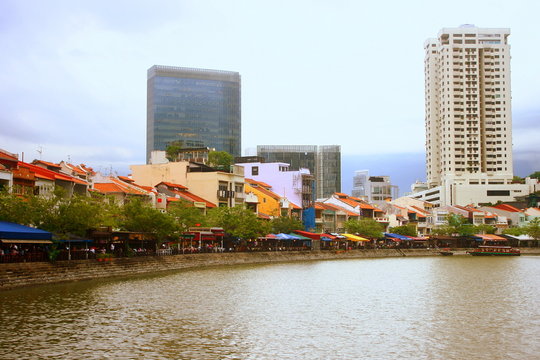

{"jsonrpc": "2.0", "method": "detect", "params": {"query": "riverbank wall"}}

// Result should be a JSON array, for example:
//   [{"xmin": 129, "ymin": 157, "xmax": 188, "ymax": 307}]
[{"xmin": 1, "ymin": 248, "xmax": 538, "ymax": 291}]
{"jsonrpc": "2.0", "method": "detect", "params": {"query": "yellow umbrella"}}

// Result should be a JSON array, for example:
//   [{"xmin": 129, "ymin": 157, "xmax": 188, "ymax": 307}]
[{"xmin": 341, "ymin": 233, "xmax": 370, "ymax": 241}]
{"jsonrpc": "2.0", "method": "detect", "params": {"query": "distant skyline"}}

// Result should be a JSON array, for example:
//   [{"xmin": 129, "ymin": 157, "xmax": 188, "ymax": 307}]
[{"xmin": 1, "ymin": 0, "xmax": 539, "ymax": 192}]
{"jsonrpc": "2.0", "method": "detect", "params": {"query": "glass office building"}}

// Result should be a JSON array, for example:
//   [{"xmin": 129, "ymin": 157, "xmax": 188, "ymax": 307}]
[
  {"xmin": 257, "ymin": 145, "xmax": 341, "ymax": 199},
  {"xmin": 147, "ymin": 65, "xmax": 241, "ymax": 162}
]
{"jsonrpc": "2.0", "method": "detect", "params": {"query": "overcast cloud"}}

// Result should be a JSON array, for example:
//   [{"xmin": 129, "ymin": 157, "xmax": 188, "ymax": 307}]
[{"xmin": 0, "ymin": 0, "xmax": 538, "ymax": 189}]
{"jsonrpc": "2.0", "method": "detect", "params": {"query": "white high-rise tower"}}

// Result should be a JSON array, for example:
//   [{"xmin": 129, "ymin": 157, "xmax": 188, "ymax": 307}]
[{"xmin": 424, "ymin": 25, "xmax": 513, "ymax": 189}]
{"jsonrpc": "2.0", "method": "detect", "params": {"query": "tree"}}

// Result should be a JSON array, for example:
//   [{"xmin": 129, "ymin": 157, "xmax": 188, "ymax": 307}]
[
  {"xmin": 389, "ymin": 224, "xmax": 417, "ymax": 237},
  {"xmin": 474, "ymin": 224, "xmax": 496, "ymax": 235},
  {"xmin": 343, "ymin": 218, "xmax": 384, "ymax": 238},
  {"xmin": 271, "ymin": 216, "xmax": 303, "ymax": 234},
  {"xmin": 44, "ymin": 194, "xmax": 108, "ymax": 238},
  {"xmin": 120, "ymin": 198, "xmax": 177, "ymax": 241},
  {"xmin": 206, "ymin": 206, "xmax": 270, "ymax": 239},
  {"xmin": 208, "ymin": 151, "xmax": 233, "ymax": 170},
  {"xmin": 167, "ymin": 200, "xmax": 207, "ymax": 233},
  {"xmin": 512, "ymin": 175, "xmax": 524, "ymax": 183},
  {"xmin": 165, "ymin": 140, "xmax": 184, "ymax": 161},
  {"xmin": 524, "ymin": 218, "xmax": 540, "ymax": 240},
  {"xmin": 503, "ymin": 227, "xmax": 524, "ymax": 236},
  {"xmin": 432, "ymin": 214, "xmax": 475, "ymax": 236},
  {"xmin": 528, "ymin": 171, "xmax": 540, "ymax": 180}
]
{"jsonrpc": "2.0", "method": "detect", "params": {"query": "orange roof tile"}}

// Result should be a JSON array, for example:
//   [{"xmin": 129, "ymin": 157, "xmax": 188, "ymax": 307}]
[
  {"xmin": 19, "ymin": 161, "xmax": 88, "ymax": 185},
  {"xmin": 65, "ymin": 163, "xmax": 87, "ymax": 176},
  {"xmin": 494, "ymin": 204, "xmax": 522, "ymax": 213},
  {"xmin": 257, "ymin": 212, "xmax": 271, "ymax": 219},
  {"xmin": 0, "ymin": 149, "xmax": 18, "ymax": 162},
  {"xmin": 322, "ymin": 202, "xmax": 359, "ymax": 217},
  {"xmin": 33, "ymin": 160, "xmax": 61, "ymax": 168},
  {"xmin": 334, "ymin": 192, "xmax": 349, "ymax": 197},
  {"xmin": 290, "ymin": 202, "xmax": 301, "ymax": 209},
  {"xmin": 118, "ymin": 175, "xmax": 134, "ymax": 183},
  {"xmin": 94, "ymin": 183, "xmax": 125, "ymax": 193},
  {"xmin": 157, "ymin": 181, "xmax": 188, "ymax": 190}
]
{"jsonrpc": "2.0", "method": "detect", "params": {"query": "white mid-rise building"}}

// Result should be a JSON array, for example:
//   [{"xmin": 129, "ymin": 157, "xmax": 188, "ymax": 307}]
[{"xmin": 416, "ymin": 25, "xmax": 537, "ymax": 206}]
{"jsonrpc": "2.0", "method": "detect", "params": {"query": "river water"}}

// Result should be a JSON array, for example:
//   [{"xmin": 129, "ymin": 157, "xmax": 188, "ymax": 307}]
[{"xmin": 1, "ymin": 256, "xmax": 539, "ymax": 359}]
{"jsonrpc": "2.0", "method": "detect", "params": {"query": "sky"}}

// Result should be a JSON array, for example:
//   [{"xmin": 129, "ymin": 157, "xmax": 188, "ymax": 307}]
[{"xmin": 1, "ymin": 0, "xmax": 539, "ymax": 194}]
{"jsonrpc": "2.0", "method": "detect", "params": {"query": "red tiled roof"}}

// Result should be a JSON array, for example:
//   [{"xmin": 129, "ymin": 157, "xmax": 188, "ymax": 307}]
[
  {"xmin": 118, "ymin": 175, "xmax": 134, "ymax": 183},
  {"xmin": 157, "ymin": 181, "xmax": 188, "ymax": 190},
  {"xmin": 79, "ymin": 164, "xmax": 95, "ymax": 175},
  {"xmin": 410, "ymin": 205, "xmax": 430, "ymax": 215},
  {"xmin": 314, "ymin": 203, "xmax": 325, "ymax": 210},
  {"xmin": 33, "ymin": 160, "xmax": 61, "ymax": 169},
  {"xmin": 322, "ymin": 203, "xmax": 359, "ymax": 217},
  {"xmin": 494, "ymin": 204, "xmax": 522, "ymax": 213},
  {"xmin": 19, "ymin": 161, "xmax": 88, "ymax": 185},
  {"xmin": 257, "ymin": 212, "xmax": 271, "ymax": 219},
  {"xmin": 252, "ymin": 185, "xmax": 281, "ymax": 201},
  {"xmin": 94, "ymin": 183, "xmax": 125, "ymax": 193},
  {"xmin": 65, "ymin": 163, "xmax": 87, "ymax": 176},
  {"xmin": 334, "ymin": 192, "xmax": 349, "ymax": 197},
  {"xmin": 0, "ymin": 149, "xmax": 18, "ymax": 162},
  {"xmin": 290, "ymin": 202, "xmax": 301, "ymax": 210}
]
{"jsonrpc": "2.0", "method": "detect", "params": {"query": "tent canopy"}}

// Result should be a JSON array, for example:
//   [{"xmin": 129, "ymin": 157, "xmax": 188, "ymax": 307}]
[
  {"xmin": 342, "ymin": 233, "xmax": 370, "ymax": 241},
  {"xmin": 0, "ymin": 221, "xmax": 52, "ymax": 241},
  {"xmin": 384, "ymin": 233, "xmax": 411, "ymax": 241}
]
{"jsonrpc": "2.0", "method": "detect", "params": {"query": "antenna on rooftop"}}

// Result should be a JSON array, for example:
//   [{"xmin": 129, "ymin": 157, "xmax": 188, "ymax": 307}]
[
  {"xmin": 36, "ymin": 146, "xmax": 43, "ymax": 159},
  {"xmin": 67, "ymin": 154, "xmax": 71, "ymax": 163}
]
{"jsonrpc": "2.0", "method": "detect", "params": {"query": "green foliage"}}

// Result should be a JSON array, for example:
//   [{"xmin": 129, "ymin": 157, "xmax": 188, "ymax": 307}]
[
  {"xmin": 206, "ymin": 206, "xmax": 270, "ymax": 239},
  {"xmin": 389, "ymin": 224, "xmax": 417, "ymax": 237},
  {"xmin": 167, "ymin": 200, "xmax": 207, "ymax": 233},
  {"xmin": 343, "ymin": 218, "xmax": 384, "ymax": 238},
  {"xmin": 165, "ymin": 140, "xmax": 184, "ymax": 161},
  {"xmin": 432, "ymin": 214, "xmax": 475, "ymax": 236},
  {"xmin": 47, "ymin": 243, "xmax": 61, "ymax": 262},
  {"xmin": 120, "ymin": 198, "xmax": 178, "ymax": 241},
  {"xmin": 502, "ymin": 227, "xmax": 525, "ymax": 236},
  {"xmin": 512, "ymin": 175, "xmax": 524, "ymax": 183},
  {"xmin": 0, "ymin": 189, "xmax": 105, "ymax": 238},
  {"xmin": 524, "ymin": 218, "xmax": 540, "ymax": 239},
  {"xmin": 271, "ymin": 216, "xmax": 303, "ymax": 234},
  {"xmin": 528, "ymin": 171, "xmax": 540, "ymax": 180},
  {"xmin": 474, "ymin": 224, "xmax": 496, "ymax": 235},
  {"xmin": 208, "ymin": 151, "xmax": 233, "ymax": 170}
]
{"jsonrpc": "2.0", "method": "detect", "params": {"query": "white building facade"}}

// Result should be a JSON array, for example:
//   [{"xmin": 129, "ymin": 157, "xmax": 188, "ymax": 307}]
[{"xmin": 418, "ymin": 25, "xmax": 537, "ymax": 206}]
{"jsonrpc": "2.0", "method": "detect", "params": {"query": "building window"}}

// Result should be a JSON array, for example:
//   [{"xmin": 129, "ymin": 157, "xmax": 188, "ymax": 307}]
[
  {"xmin": 487, "ymin": 190, "xmax": 510, "ymax": 196},
  {"xmin": 252, "ymin": 166, "xmax": 259, "ymax": 176}
]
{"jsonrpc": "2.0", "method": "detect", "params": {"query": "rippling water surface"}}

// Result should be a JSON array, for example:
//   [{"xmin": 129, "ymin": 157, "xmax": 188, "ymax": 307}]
[{"xmin": 1, "ymin": 256, "xmax": 539, "ymax": 359}]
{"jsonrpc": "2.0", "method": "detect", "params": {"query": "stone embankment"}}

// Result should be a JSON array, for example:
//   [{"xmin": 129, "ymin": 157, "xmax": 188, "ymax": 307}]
[{"xmin": 1, "ymin": 248, "xmax": 538, "ymax": 291}]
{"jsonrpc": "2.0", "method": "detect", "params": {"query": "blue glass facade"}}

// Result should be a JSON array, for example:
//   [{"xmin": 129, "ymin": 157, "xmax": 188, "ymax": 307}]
[{"xmin": 147, "ymin": 66, "xmax": 241, "ymax": 162}]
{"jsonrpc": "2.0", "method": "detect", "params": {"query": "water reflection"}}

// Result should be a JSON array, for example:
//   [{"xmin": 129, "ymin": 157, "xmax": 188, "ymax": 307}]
[{"xmin": 1, "ymin": 257, "xmax": 539, "ymax": 359}]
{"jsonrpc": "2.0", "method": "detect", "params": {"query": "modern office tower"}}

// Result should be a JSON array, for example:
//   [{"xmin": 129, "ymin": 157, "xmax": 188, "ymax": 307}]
[
  {"xmin": 147, "ymin": 65, "xmax": 241, "ymax": 163},
  {"xmin": 352, "ymin": 170, "xmax": 370, "ymax": 199},
  {"xmin": 424, "ymin": 25, "xmax": 512, "ymax": 188},
  {"xmin": 257, "ymin": 145, "xmax": 341, "ymax": 199},
  {"xmin": 352, "ymin": 170, "xmax": 399, "ymax": 204}
]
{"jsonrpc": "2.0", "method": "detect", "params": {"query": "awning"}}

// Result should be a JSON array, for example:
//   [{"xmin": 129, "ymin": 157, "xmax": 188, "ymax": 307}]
[
  {"xmin": 293, "ymin": 230, "xmax": 323, "ymax": 240},
  {"xmin": 384, "ymin": 233, "xmax": 411, "ymax": 241},
  {"xmin": 342, "ymin": 233, "xmax": 370, "ymax": 241},
  {"xmin": 288, "ymin": 233, "xmax": 311, "ymax": 241},
  {"xmin": 276, "ymin": 233, "xmax": 299, "ymax": 240},
  {"xmin": 474, "ymin": 234, "xmax": 507, "ymax": 241},
  {"xmin": 0, "ymin": 221, "xmax": 52, "ymax": 240},
  {"xmin": 405, "ymin": 236, "xmax": 428, "ymax": 241},
  {"xmin": 1, "ymin": 239, "xmax": 53, "ymax": 244}
]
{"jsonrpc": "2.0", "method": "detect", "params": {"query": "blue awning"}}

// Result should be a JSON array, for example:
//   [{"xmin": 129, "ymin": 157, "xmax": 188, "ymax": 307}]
[
  {"xmin": 0, "ymin": 221, "xmax": 52, "ymax": 241},
  {"xmin": 384, "ymin": 233, "xmax": 411, "ymax": 241}
]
